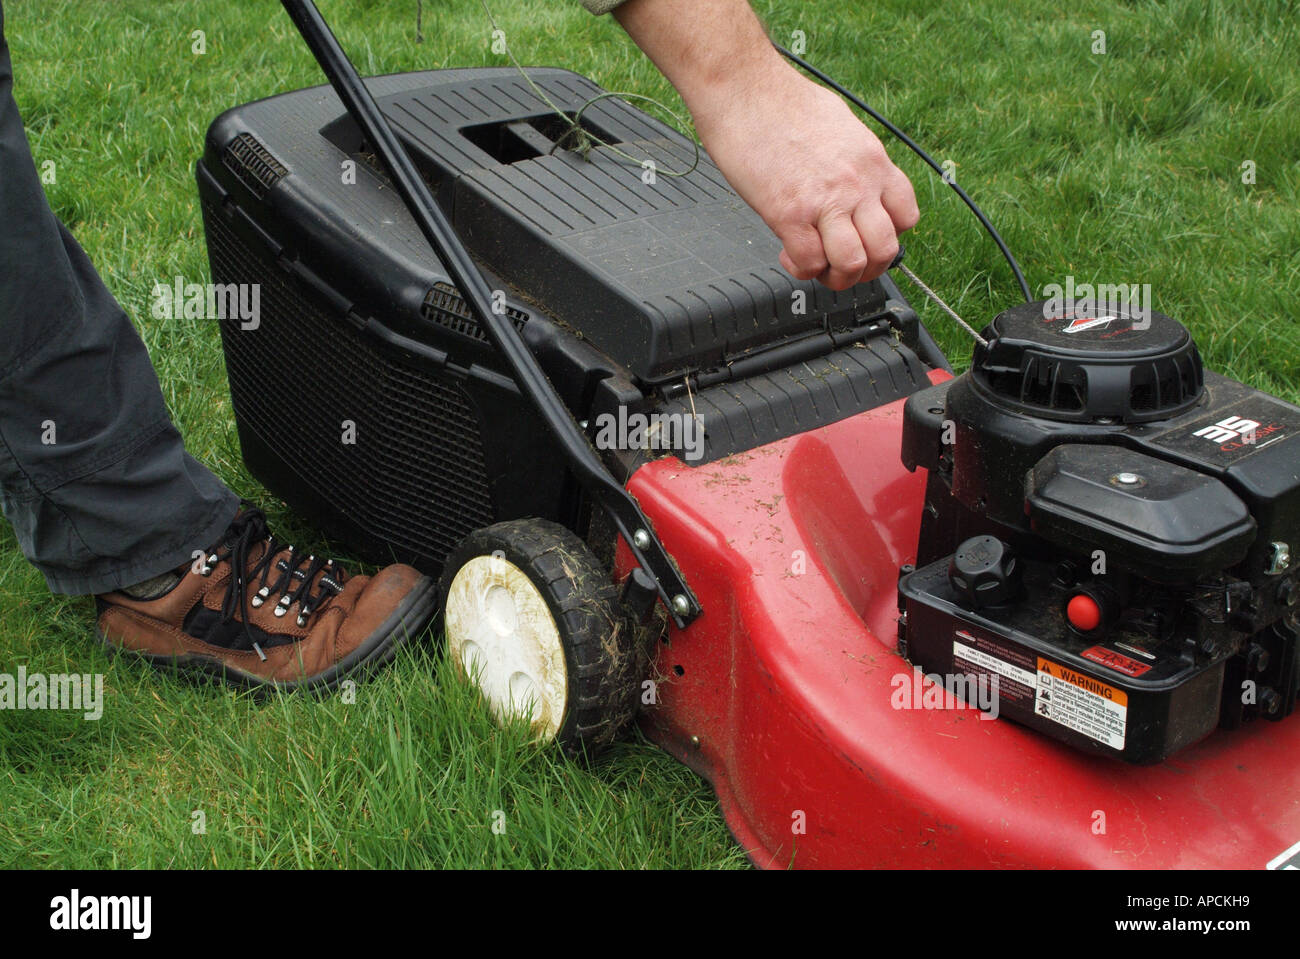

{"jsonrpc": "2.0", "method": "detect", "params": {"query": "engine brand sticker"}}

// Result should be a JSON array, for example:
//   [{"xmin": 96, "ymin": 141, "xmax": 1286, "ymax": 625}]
[
  {"xmin": 1150, "ymin": 397, "xmax": 1293, "ymax": 463},
  {"xmin": 1081, "ymin": 645, "xmax": 1152, "ymax": 678},
  {"xmin": 952, "ymin": 629, "xmax": 1037, "ymax": 707},
  {"xmin": 1035, "ymin": 658, "xmax": 1127, "ymax": 750},
  {"xmin": 1267, "ymin": 839, "xmax": 1300, "ymax": 870}
]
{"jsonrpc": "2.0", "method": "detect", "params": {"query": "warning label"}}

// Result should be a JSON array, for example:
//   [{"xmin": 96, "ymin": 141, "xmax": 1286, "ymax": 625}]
[
  {"xmin": 1035, "ymin": 658, "xmax": 1127, "ymax": 750},
  {"xmin": 953, "ymin": 630, "xmax": 1036, "ymax": 707}
]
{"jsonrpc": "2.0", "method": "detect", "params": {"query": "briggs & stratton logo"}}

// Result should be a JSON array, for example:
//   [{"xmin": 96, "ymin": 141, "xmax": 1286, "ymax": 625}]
[
  {"xmin": 1063, "ymin": 314, "xmax": 1121, "ymax": 334},
  {"xmin": 1041, "ymin": 276, "xmax": 1153, "ymax": 331}
]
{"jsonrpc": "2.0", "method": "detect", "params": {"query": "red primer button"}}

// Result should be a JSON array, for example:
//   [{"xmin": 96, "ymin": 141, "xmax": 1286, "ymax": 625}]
[{"xmin": 1066, "ymin": 594, "xmax": 1102, "ymax": 632}]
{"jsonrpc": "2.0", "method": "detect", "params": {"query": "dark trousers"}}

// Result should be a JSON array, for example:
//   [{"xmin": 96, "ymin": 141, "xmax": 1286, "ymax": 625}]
[{"xmin": 0, "ymin": 1, "xmax": 238, "ymax": 595}]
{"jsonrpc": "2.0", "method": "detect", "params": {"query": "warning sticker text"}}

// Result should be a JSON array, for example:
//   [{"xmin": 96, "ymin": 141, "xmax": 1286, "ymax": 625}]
[{"xmin": 1035, "ymin": 658, "xmax": 1127, "ymax": 750}]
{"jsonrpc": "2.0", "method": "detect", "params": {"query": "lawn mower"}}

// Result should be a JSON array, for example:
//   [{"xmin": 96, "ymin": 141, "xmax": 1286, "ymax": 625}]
[{"xmin": 195, "ymin": 0, "xmax": 1300, "ymax": 867}]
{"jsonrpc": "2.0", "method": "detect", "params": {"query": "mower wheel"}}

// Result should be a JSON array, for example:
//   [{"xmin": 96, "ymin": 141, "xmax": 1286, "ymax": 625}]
[{"xmin": 439, "ymin": 518, "xmax": 639, "ymax": 757}]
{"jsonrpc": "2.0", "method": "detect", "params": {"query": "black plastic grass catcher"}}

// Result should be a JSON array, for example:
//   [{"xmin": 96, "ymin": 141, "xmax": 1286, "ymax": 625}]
[{"xmin": 199, "ymin": 0, "xmax": 931, "ymax": 618}]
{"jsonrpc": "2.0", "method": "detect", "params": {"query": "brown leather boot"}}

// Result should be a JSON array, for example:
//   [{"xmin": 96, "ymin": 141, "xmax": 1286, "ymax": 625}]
[{"xmin": 96, "ymin": 508, "xmax": 437, "ymax": 693}]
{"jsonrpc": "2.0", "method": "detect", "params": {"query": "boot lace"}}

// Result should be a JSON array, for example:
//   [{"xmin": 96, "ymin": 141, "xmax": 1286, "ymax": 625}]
[{"xmin": 199, "ymin": 507, "xmax": 346, "ymax": 657}]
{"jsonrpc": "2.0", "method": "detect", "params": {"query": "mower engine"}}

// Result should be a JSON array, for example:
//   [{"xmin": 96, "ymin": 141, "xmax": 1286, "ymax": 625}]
[{"xmin": 898, "ymin": 300, "xmax": 1300, "ymax": 763}]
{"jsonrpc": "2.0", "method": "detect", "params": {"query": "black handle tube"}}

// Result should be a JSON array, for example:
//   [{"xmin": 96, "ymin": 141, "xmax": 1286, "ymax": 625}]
[{"xmin": 278, "ymin": 0, "xmax": 700, "ymax": 626}]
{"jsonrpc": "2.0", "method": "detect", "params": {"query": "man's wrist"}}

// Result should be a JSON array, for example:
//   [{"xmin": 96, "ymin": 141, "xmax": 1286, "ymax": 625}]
[{"xmin": 686, "ymin": 55, "xmax": 799, "ymax": 136}]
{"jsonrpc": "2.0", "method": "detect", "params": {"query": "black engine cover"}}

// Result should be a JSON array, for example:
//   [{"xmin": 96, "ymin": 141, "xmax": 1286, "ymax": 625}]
[
  {"xmin": 898, "ymin": 298, "xmax": 1300, "ymax": 763},
  {"xmin": 905, "ymin": 363, "xmax": 1300, "ymax": 583},
  {"xmin": 1024, "ymin": 444, "xmax": 1257, "ymax": 583}
]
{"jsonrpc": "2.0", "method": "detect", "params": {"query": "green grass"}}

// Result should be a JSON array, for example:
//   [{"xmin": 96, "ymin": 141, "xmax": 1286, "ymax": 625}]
[{"xmin": 1, "ymin": 0, "xmax": 1296, "ymax": 868}]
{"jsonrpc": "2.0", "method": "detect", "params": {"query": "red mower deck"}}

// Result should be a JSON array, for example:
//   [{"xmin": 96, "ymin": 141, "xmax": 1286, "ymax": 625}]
[{"xmin": 622, "ymin": 385, "xmax": 1300, "ymax": 869}]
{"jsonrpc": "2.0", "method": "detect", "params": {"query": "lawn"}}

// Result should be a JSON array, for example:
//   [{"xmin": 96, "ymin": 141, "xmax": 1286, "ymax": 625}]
[{"xmin": 1, "ymin": 0, "xmax": 1295, "ymax": 868}]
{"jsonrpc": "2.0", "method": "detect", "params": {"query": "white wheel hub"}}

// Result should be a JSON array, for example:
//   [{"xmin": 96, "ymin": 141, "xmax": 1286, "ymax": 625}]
[{"xmin": 444, "ymin": 554, "xmax": 568, "ymax": 741}]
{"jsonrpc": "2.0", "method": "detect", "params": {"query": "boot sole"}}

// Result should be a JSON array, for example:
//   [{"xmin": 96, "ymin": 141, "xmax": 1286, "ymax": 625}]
[{"xmin": 98, "ymin": 575, "xmax": 439, "ymax": 696}]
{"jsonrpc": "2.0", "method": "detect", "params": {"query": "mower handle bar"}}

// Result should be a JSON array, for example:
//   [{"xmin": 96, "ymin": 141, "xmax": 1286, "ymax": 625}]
[{"xmin": 277, "ymin": 0, "xmax": 701, "ymax": 628}]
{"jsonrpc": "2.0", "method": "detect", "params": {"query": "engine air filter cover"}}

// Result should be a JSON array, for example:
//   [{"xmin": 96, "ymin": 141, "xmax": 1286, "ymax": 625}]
[{"xmin": 971, "ymin": 299, "xmax": 1204, "ymax": 423}]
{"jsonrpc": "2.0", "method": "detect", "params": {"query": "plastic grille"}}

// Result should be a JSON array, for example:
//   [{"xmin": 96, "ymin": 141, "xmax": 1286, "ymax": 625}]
[
  {"xmin": 204, "ymin": 205, "xmax": 495, "ymax": 563},
  {"xmin": 421, "ymin": 281, "xmax": 528, "ymax": 344},
  {"xmin": 222, "ymin": 133, "xmax": 288, "ymax": 199}
]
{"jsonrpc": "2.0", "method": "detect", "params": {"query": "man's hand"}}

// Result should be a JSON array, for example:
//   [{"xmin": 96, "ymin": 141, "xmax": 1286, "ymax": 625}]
[
  {"xmin": 692, "ymin": 64, "xmax": 918, "ymax": 290},
  {"xmin": 613, "ymin": 0, "xmax": 918, "ymax": 291}
]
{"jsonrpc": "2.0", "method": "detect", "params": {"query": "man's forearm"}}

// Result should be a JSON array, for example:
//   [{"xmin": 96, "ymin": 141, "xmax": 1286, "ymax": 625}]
[{"xmin": 612, "ymin": 0, "xmax": 792, "ymax": 123}]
